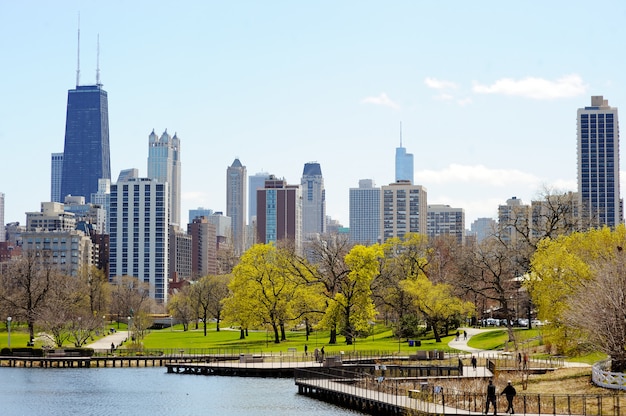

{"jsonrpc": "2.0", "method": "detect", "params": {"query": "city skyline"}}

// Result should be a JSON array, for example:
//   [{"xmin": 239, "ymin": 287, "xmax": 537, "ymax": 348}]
[{"xmin": 3, "ymin": 2, "xmax": 626, "ymax": 228}]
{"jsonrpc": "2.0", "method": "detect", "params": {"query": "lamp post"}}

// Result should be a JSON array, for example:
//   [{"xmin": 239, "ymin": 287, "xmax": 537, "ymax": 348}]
[
  {"xmin": 7, "ymin": 317, "xmax": 12, "ymax": 348},
  {"xmin": 127, "ymin": 316, "xmax": 131, "ymax": 343}
]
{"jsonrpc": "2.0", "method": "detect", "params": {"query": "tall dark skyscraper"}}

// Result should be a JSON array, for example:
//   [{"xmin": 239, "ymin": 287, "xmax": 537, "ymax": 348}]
[
  {"xmin": 60, "ymin": 31, "xmax": 111, "ymax": 202},
  {"xmin": 60, "ymin": 84, "xmax": 111, "ymax": 201}
]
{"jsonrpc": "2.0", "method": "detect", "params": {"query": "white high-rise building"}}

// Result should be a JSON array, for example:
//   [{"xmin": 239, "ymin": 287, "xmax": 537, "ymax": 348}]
[
  {"xmin": 349, "ymin": 179, "xmax": 380, "ymax": 245},
  {"xmin": 427, "ymin": 204, "xmax": 465, "ymax": 244},
  {"xmin": 301, "ymin": 162, "xmax": 326, "ymax": 238},
  {"xmin": 381, "ymin": 181, "xmax": 427, "ymax": 242},
  {"xmin": 577, "ymin": 96, "xmax": 622, "ymax": 228},
  {"xmin": 109, "ymin": 176, "xmax": 169, "ymax": 303},
  {"xmin": 148, "ymin": 129, "xmax": 181, "ymax": 227},
  {"xmin": 50, "ymin": 153, "xmax": 64, "ymax": 203}
]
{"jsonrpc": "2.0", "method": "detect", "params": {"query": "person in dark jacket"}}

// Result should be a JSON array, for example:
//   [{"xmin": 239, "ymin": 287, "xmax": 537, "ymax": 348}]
[
  {"xmin": 485, "ymin": 379, "xmax": 497, "ymax": 415},
  {"xmin": 501, "ymin": 380, "xmax": 516, "ymax": 414}
]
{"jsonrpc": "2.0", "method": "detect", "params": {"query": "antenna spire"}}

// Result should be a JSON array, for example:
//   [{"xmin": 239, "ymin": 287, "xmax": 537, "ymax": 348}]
[
  {"xmin": 96, "ymin": 34, "xmax": 101, "ymax": 86},
  {"xmin": 76, "ymin": 13, "xmax": 81, "ymax": 87},
  {"xmin": 399, "ymin": 121, "xmax": 403, "ymax": 147}
]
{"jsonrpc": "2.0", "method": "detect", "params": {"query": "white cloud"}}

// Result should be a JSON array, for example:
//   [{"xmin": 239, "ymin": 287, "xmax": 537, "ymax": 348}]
[
  {"xmin": 472, "ymin": 74, "xmax": 587, "ymax": 99},
  {"xmin": 360, "ymin": 93, "xmax": 400, "ymax": 110},
  {"xmin": 424, "ymin": 77, "xmax": 458, "ymax": 90}
]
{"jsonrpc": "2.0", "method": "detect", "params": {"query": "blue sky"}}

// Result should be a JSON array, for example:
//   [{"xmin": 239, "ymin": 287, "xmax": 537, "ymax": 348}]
[{"xmin": 2, "ymin": 1, "xmax": 626, "ymax": 228}]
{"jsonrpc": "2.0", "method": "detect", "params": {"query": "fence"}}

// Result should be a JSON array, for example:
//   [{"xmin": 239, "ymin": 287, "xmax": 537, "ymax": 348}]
[
  {"xmin": 593, "ymin": 359, "xmax": 626, "ymax": 390},
  {"xmin": 295, "ymin": 367, "xmax": 626, "ymax": 415}
]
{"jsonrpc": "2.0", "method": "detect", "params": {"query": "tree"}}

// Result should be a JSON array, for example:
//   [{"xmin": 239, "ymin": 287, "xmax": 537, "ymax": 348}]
[
  {"xmin": 190, "ymin": 274, "xmax": 230, "ymax": 336},
  {"xmin": 318, "ymin": 244, "xmax": 382, "ymax": 345},
  {"xmin": 109, "ymin": 276, "xmax": 153, "ymax": 341},
  {"xmin": 401, "ymin": 275, "xmax": 473, "ymax": 343},
  {"xmin": 0, "ymin": 252, "xmax": 55, "ymax": 344},
  {"xmin": 168, "ymin": 286, "xmax": 195, "ymax": 331}
]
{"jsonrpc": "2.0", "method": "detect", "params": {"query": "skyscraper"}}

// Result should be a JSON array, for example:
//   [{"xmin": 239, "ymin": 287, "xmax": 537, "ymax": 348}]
[
  {"xmin": 349, "ymin": 179, "xmax": 380, "ymax": 245},
  {"xmin": 147, "ymin": 129, "xmax": 181, "ymax": 226},
  {"xmin": 226, "ymin": 158, "xmax": 247, "ymax": 255},
  {"xmin": 256, "ymin": 176, "xmax": 302, "ymax": 253},
  {"xmin": 109, "ymin": 177, "xmax": 169, "ymax": 303},
  {"xmin": 381, "ymin": 181, "xmax": 427, "ymax": 242},
  {"xmin": 301, "ymin": 162, "xmax": 326, "ymax": 237},
  {"xmin": 395, "ymin": 129, "xmax": 414, "ymax": 183},
  {"xmin": 50, "ymin": 153, "xmax": 64, "ymax": 203},
  {"xmin": 60, "ymin": 84, "xmax": 110, "ymax": 202},
  {"xmin": 577, "ymin": 96, "xmax": 622, "ymax": 228},
  {"xmin": 427, "ymin": 204, "xmax": 465, "ymax": 244},
  {"xmin": 249, "ymin": 172, "xmax": 270, "ymax": 223}
]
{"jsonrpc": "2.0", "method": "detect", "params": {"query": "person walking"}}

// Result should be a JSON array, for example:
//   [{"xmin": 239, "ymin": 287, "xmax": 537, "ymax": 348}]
[
  {"xmin": 501, "ymin": 380, "xmax": 516, "ymax": 414},
  {"xmin": 471, "ymin": 355, "xmax": 477, "ymax": 370},
  {"xmin": 485, "ymin": 379, "xmax": 497, "ymax": 415},
  {"xmin": 304, "ymin": 344, "xmax": 308, "ymax": 356}
]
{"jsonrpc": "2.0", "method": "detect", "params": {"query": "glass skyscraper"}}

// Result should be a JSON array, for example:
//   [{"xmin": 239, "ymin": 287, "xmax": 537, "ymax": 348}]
[
  {"xmin": 577, "ymin": 96, "xmax": 622, "ymax": 228},
  {"xmin": 301, "ymin": 162, "xmax": 326, "ymax": 237},
  {"xmin": 60, "ymin": 84, "xmax": 111, "ymax": 202},
  {"xmin": 395, "ymin": 142, "xmax": 414, "ymax": 184}
]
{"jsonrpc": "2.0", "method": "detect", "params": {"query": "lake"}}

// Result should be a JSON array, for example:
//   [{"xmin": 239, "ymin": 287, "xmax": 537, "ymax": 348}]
[{"xmin": 0, "ymin": 366, "xmax": 362, "ymax": 415}]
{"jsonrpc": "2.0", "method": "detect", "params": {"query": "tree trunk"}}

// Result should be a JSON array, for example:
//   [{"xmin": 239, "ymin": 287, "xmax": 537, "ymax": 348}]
[
  {"xmin": 273, "ymin": 324, "xmax": 280, "ymax": 343},
  {"xmin": 280, "ymin": 322, "xmax": 286, "ymax": 341},
  {"xmin": 328, "ymin": 327, "xmax": 337, "ymax": 344},
  {"xmin": 239, "ymin": 328, "xmax": 245, "ymax": 339},
  {"xmin": 432, "ymin": 320, "xmax": 442, "ymax": 343}
]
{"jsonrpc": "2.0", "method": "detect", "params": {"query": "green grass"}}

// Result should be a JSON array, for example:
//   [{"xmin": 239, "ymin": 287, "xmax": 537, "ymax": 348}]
[{"xmin": 466, "ymin": 328, "xmax": 543, "ymax": 351}]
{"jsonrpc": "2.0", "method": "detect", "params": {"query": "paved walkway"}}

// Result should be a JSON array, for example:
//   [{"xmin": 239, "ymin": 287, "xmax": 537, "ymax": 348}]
[{"xmin": 86, "ymin": 329, "xmax": 130, "ymax": 351}]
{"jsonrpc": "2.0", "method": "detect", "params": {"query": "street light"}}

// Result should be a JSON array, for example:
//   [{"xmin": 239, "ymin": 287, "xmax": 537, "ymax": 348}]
[
  {"xmin": 7, "ymin": 317, "xmax": 12, "ymax": 348},
  {"xmin": 127, "ymin": 316, "xmax": 131, "ymax": 343}
]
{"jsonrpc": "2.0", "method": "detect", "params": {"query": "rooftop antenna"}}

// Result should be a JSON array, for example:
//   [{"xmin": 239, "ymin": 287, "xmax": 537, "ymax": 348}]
[
  {"xmin": 96, "ymin": 33, "xmax": 101, "ymax": 86},
  {"xmin": 76, "ymin": 13, "xmax": 81, "ymax": 87}
]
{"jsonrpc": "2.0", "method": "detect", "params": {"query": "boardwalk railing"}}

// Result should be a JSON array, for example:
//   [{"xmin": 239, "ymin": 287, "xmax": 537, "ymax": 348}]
[
  {"xmin": 592, "ymin": 359, "xmax": 626, "ymax": 390},
  {"xmin": 295, "ymin": 367, "xmax": 626, "ymax": 415}
]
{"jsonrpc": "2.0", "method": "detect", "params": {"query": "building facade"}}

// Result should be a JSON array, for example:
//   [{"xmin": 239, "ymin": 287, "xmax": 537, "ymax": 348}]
[
  {"xmin": 187, "ymin": 216, "xmax": 218, "ymax": 278},
  {"xmin": 301, "ymin": 162, "xmax": 326, "ymax": 238},
  {"xmin": 148, "ymin": 129, "xmax": 181, "ymax": 227},
  {"xmin": 109, "ymin": 177, "xmax": 169, "ymax": 303},
  {"xmin": 256, "ymin": 176, "xmax": 302, "ymax": 253},
  {"xmin": 249, "ymin": 172, "xmax": 271, "ymax": 224},
  {"xmin": 498, "ymin": 196, "xmax": 530, "ymax": 244},
  {"xmin": 577, "ymin": 96, "xmax": 622, "ymax": 228},
  {"xmin": 60, "ymin": 84, "xmax": 111, "ymax": 202},
  {"xmin": 381, "ymin": 181, "xmax": 427, "ymax": 242},
  {"xmin": 226, "ymin": 158, "xmax": 247, "ymax": 255},
  {"xmin": 427, "ymin": 204, "xmax": 465, "ymax": 244},
  {"xmin": 349, "ymin": 179, "xmax": 380, "ymax": 245},
  {"xmin": 395, "ymin": 140, "xmax": 414, "ymax": 184},
  {"xmin": 50, "ymin": 153, "xmax": 64, "ymax": 203},
  {"xmin": 470, "ymin": 217, "xmax": 497, "ymax": 243}
]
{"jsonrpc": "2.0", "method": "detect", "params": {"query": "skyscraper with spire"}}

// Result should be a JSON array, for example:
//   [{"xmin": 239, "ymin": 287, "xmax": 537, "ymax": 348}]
[
  {"xmin": 395, "ymin": 124, "xmax": 414, "ymax": 183},
  {"xmin": 60, "ymin": 30, "xmax": 110, "ymax": 202},
  {"xmin": 227, "ymin": 158, "xmax": 247, "ymax": 255},
  {"xmin": 147, "ymin": 129, "xmax": 181, "ymax": 226},
  {"xmin": 301, "ymin": 162, "xmax": 326, "ymax": 237}
]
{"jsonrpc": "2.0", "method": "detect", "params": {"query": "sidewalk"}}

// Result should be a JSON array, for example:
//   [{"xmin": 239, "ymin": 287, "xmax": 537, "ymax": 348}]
[{"xmin": 86, "ymin": 329, "xmax": 130, "ymax": 351}]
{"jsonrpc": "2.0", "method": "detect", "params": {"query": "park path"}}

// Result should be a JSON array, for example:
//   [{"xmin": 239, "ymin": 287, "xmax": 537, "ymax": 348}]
[{"xmin": 86, "ymin": 329, "xmax": 130, "ymax": 351}]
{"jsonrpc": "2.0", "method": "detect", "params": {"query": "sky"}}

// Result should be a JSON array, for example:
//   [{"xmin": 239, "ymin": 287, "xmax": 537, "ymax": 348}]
[{"xmin": 2, "ymin": 1, "xmax": 626, "ymax": 229}]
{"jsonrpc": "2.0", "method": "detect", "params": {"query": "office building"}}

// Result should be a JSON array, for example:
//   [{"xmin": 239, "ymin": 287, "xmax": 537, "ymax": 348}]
[
  {"xmin": 349, "ymin": 179, "xmax": 380, "ymax": 245},
  {"xmin": 470, "ymin": 217, "xmax": 497, "ymax": 243},
  {"xmin": 26, "ymin": 202, "xmax": 76, "ymax": 232},
  {"xmin": 51, "ymin": 153, "xmax": 64, "ymax": 203},
  {"xmin": 395, "ymin": 130, "xmax": 414, "ymax": 183},
  {"xmin": 381, "ymin": 181, "xmax": 427, "ymax": 242},
  {"xmin": 169, "ymin": 225, "xmax": 192, "ymax": 282},
  {"xmin": 226, "ymin": 158, "xmax": 247, "ymax": 255},
  {"xmin": 189, "ymin": 207, "xmax": 213, "ymax": 225},
  {"xmin": 427, "ymin": 204, "xmax": 465, "ymax": 244},
  {"xmin": 301, "ymin": 162, "xmax": 326, "ymax": 237},
  {"xmin": 256, "ymin": 176, "xmax": 302, "ymax": 253},
  {"xmin": 148, "ymin": 129, "xmax": 181, "ymax": 226},
  {"xmin": 109, "ymin": 177, "xmax": 169, "ymax": 303},
  {"xmin": 249, "ymin": 172, "xmax": 271, "ymax": 224},
  {"xmin": 60, "ymin": 82, "xmax": 110, "ymax": 202},
  {"xmin": 187, "ymin": 216, "xmax": 218, "ymax": 278},
  {"xmin": 498, "ymin": 197, "xmax": 530, "ymax": 244},
  {"xmin": 577, "ymin": 96, "xmax": 622, "ymax": 228}
]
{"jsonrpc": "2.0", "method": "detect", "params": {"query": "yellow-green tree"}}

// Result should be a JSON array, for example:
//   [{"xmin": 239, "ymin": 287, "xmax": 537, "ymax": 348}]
[
  {"xmin": 401, "ymin": 275, "xmax": 473, "ymax": 343},
  {"xmin": 528, "ymin": 225, "xmax": 626, "ymax": 363},
  {"xmin": 319, "ymin": 244, "xmax": 382, "ymax": 345},
  {"xmin": 223, "ymin": 243, "xmax": 319, "ymax": 343},
  {"xmin": 190, "ymin": 274, "xmax": 230, "ymax": 336}
]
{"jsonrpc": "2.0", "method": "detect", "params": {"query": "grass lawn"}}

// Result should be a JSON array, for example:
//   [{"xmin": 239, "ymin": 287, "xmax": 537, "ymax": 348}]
[{"xmin": 467, "ymin": 327, "xmax": 543, "ymax": 351}]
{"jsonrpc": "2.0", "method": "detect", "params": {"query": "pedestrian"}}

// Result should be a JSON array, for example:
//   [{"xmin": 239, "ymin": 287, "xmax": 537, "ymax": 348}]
[
  {"xmin": 517, "ymin": 352, "xmax": 522, "ymax": 369},
  {"xmin": 110, "ymin": 342, "xmax": 115, "ymax": 353},
  {"xmin": 455, "ymin": 330, "xmax": 460, "ymax": 341},
  {"xmin": 314, "ymin": 348, "xmax": 320, "ymax": 363},
  {"xmin": 522, "ymin": 352, "xmax": 528, "ymax": 369},
  {"xmin": 304, "ymin": 344, "xmax": 308, "ymax": 356},
  {"xmin": 485, "ymin": 379, "xmax": 497, "ymax": 415},
  {"xmin": 463, "ymin": 330, "xmax": 468, "ymax": 340},
  {"xmin": 471, "ymin": 355, "xmax": 477, "ymax": 370},
  {"xmin": 501, "ymin": 380, "xmax": 516, "ymax": 414},
  {"xmin": 320, "ymin": 346, "xmax": 325, "ymax": 358}
]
